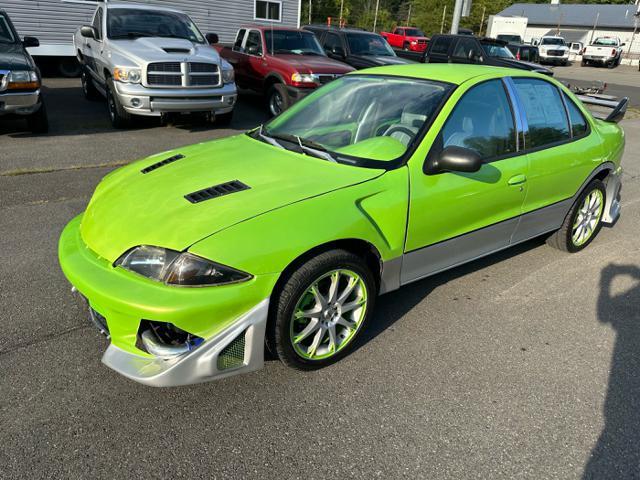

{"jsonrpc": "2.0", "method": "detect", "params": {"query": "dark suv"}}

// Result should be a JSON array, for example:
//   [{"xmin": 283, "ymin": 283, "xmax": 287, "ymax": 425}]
[
  {"xmin": 304, "ymin": 25, "xmax": 412, "ymax": 69},
  {"xmin": 423, "ymin": 34, "xmax": 552, "ymax": 76},
  {"xmin": 0, "ymin": 9, "xmax": 48, "ymax": 133}
]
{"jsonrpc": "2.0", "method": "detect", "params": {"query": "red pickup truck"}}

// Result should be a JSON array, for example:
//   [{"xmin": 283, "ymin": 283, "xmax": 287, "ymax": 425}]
[
  {"xmin": 381, "ymin": 27, "xmax": 429, "ymax": 52},
  {"xmin": 215, "ymin": 26, "xmax": 354, "ymax": 116}
]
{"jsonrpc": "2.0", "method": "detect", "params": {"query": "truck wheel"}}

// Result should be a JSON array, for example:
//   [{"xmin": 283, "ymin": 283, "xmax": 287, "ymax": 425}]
[
  {"xmin": 403, "ymin": 42, "xmax": 410, "ymax": 51},
  {"xmin": 27, "ymin": 101, "xmax": 49, "ymax": 134},
  {"xmin": 581, "ymin": 59, "xmax": 587, "ymax": 67},
  {"xmin": 106, "ymin": 78, "xmax": 132, "ymax": 129},
  {"xmin": 215, "ymin": 111, "xmax": 233, "ymax": 126},
  {"xmin": 267, "ymin": 84, "xmax": 290, "ymax": 117},
  {"xmin": 607, "ymin": 60, "xmax": 616, "ymax": 69},
  {"xmin": 57, "ymin": 58, "xmax": 81, "ymax": 78},
  {"xmin": 81, "ymin": 68, "xmax": 101, "ymax": 101}
]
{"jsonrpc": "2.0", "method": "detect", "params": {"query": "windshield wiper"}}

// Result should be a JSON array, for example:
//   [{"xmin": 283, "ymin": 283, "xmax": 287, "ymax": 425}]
[
  {"xmin": 157, "ymin": 34, "xmax": 194, "ymax": 41},
  {"xmin": 112, "ymin": 32, "xmax": 154, "ymax": 39},
  {"xmin": 268, "ymin": 132, "xmax": 337, "ymax": 162},
  {"xmin": 254, "ymin": 125, "xmax": 285, "ymax": 150}
]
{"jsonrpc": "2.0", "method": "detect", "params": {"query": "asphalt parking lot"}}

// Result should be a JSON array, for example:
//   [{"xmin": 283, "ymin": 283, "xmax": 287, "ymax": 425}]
[{"xmin": 1, "ymin": 73, "xmax": 640, "ymax": 479}]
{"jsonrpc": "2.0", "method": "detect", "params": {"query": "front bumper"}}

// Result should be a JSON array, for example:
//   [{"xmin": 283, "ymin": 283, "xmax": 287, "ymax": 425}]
[
  {"xmin": 286, "ymin": 85, "xmax": 315, "ymax": 103},
  {"xmin": 114, "ymin": 82, "xmax": 238, "ymax": 117},
  {"xmin": 0, "ymin": 90, "xmax": 41, "ymax": 116},
  {"xmin": 59, "ymin": 215, "xmax": 278, "ymax": 386}
]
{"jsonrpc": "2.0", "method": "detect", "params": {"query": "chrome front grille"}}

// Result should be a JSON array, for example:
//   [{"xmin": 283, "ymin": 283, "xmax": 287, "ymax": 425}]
[
  {"xmin": 146, "ymin": 62, "xmax": 220, "ymax": 88},
  {"xmin": 548, "ymin": 50, "xmax": 564, "ymax": 56}
]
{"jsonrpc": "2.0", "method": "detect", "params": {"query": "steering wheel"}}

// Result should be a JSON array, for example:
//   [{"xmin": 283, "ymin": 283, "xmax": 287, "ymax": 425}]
[{"xmin": 383, "ymin": 125, "xmax": 417, "ymax": 145}]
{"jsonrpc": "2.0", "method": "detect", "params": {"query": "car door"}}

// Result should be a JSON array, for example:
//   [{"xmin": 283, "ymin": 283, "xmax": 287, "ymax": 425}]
[
  {"xmin": 85, "ymin": 6, "xmax": 104, "ymax": 83},
  {"xmin": 228, "ymin": 29, "xmax": 248, "ymax": 86},
  {"xmin": 244, "ymin": 29, "xmax": 265, "ymax": 91},
  {"xmin": 425, "ymin": 36, "xmax": 454, "ymax": 63},
  {"xmin": 403, "ymin": 78, "xmax": 529, "ymax": 283},
  {"xmin": 508, "ymin": 77, "xmax": 602, "ymax": 243},
  {"xmin": 450, "ymin": 37, "xmax": 483, "ymax": 64},
  {"xmin": 323, "ymin": 32, "xmax": 346, "ymax": 61}
]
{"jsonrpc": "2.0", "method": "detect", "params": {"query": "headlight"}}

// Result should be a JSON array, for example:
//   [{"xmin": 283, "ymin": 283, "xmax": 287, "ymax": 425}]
[
  {"xmin": 3, "ymin": 70, "xmax": 40, "ymax": 90},
  {"xmin": 113, "ymin": 67, "xmax": 142, "ymax": 84},
  {"xmin": 222, "ymin": 67, "xmax": 235, "ymax": 84},
  {"xmin": 115, "ymin": 246, "xmax": 252, "ymax": 286},
  {"xmin": 291, "ymin": 72, "xmax": 316, "ymax": 84}
]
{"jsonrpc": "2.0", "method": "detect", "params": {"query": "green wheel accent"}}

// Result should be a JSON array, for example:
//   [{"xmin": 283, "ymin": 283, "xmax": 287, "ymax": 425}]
[
  {"xmin": 290, "ymin": 269, "xmax": 368, "ymax": 361},
  {"xmin": 572, "ymin": 189, "xmax": 604, "ymax": 247}
]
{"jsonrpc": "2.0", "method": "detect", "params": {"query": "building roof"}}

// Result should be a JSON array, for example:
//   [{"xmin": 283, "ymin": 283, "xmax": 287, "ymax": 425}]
[{"xmin": 498, "ymin": 3, "xmax": 640, "ymax": 29}]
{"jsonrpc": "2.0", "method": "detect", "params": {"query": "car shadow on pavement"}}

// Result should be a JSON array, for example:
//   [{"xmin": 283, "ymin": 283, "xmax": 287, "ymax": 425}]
[{"xmin": 582, "ymin": 264, "xmax": 640, "ymax": 479}]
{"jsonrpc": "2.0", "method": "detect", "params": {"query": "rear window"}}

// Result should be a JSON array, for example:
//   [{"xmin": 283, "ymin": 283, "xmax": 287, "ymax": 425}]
[
  {"xmin": 431, "ymin": 37, "xmax": 453, "ymax": 55},
  {"xmin": 563, "ymin": 93, "xmax": 589, "ymax": 138}
]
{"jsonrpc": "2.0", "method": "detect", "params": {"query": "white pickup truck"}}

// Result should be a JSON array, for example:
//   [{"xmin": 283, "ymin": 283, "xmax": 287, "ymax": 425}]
[
  {"xmin": 535, "ymin": 36, "xmax": 570, "ymax": 66},
  {"xmin": 581, "ymin": 37, "xmax": 625, "ymax": 69},
  {"xmin": 74, "ymin": 2, "xmax": 237, "ymax": 128}
]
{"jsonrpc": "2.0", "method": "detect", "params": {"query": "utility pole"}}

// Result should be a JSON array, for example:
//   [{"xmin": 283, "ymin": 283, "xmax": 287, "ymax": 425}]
[
  {"xmin": 308, "ymin": 0, "xmax": 312, "ymax": 24},
  {"xmin": 479, "ymin": 5, "xmax": 486, "ymax": 36},
  {"xmin": 339, "ymin": 0, "xmax": 344, "ymax": 26},
  {"xmin": 589, "ymin": 12, "xmax": 599, "ymax": 44},
  {"xmin": 373, "ymin": 0, "xmax": 380, "ymax": 32},
  {"xmin": 450, "ymin": 0, "xmax": 464, "ymax": 34},
  {"xmin": 441, "ymin": 5, "xmax": 447, "ymax": 34},
  {"xmin": 407, "ymin": 3, "xmax": 412, "ymax": 25}
]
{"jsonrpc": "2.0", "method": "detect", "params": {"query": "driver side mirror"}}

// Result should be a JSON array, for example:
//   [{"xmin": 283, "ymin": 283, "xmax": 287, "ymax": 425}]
[
  {"xmin": 205, "ymin": 33, "xmax": 219, "ymax": 45},
  {"xmin": 80, "ymin": 26, "xmax": 97, "ymax": 39},
  {"xmin": 432, "ymin": 146, "xmax": 483, "ymax": 174},
  {"xmin": 23, "ymin": 36, "xmax": 39, "ymax": 48},
  {"xmin": 246, "ymin": 45, "xmax": 261, "ymax": 56},
  {"xmin": 328, "ymin": 46, "xmax": 346, "ymax": 59}
]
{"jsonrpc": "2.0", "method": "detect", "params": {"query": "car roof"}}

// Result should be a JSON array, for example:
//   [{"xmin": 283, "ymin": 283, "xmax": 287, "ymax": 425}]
[
  {"xmin": 240, "ymin": 24, "xmax": 308, "ymax": 32},
  {"xmin": 106, "ymin": 2, "xmax": 185, "ymax": 14},
  {"xmin": 303, "ymin": 25, "xmax": 380, "ymax": 35},
  {"xmin": 352, "ymin": 63, "xmax": 544, "ymax": 86}
]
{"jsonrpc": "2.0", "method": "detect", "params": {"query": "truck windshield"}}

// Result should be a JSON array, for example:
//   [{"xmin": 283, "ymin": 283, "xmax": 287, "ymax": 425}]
[
  {"xmin": 264, "ymin": 30, "xmax": 324, "ymax": 55},
  {"xmin": 593, "ymin": 38, "xmax": 617, "ymax": 46},
  {"xmin": 405, "ymin": 29, "xmax": 425, "ymax": 37},
  {"xmin": 107, "ymin": 8, "xmax": 205, "ymax": 43},
  {"xmin": 258, "ymin": 75, "xmax": 452, "ymax": 168},
  {"xmin": 346, "ymin": 33, "xmax": 395, "ymax": 56},
  {"xmin": 0, "ymin": 15, "xmax": 17, "ymax": 43},
  {"xmin": 481, "ymin": 42, "xmax": 515, "ymax": 59},
  {"xmin": 541, "ymin": 38, "xmax": 565, "ymax": 46}
]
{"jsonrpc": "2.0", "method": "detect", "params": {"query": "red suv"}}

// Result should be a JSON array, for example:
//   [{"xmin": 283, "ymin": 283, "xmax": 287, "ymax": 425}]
[{"xmin": 216, "ymin": 26, "xmax": 354, "ymax": 116}]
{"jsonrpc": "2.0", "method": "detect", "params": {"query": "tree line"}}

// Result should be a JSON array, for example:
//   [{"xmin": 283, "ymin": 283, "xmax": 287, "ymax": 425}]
[{"xmin": 301, "ymin": 0, "xmax": 634, "ymax": 36}]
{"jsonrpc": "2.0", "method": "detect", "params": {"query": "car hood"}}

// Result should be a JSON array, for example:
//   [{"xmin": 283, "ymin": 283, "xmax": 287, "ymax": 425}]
[
  {"xmin": 109, "ymin": 37, "xmax": 221, "ymax": 65},
  {"xmin": 0, "ymin": 42, "xmax": 32, "ymax": 70},
  {"xmin": 80, "ymin": 134, "xmax": 383, "ymax": 262},
  {"xmin": 491, "ymin": 57, "xmax": 552, "ymax": 73},
  {"xmin": 272, "ymin": 54, "xmax": 354, "ymax": 73},
  {"xmin": 350, "ymin": 54, "xmax": 412, "ymax": 66}
]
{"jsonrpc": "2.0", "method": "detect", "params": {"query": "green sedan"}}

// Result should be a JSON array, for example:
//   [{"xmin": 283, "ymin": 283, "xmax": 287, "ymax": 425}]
[{"xmin": 59, "ymin": 65, "xmax": 625, "ymax": 386}]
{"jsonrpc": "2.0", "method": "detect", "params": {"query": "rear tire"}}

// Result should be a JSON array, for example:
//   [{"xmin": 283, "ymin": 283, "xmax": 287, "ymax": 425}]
[
  {"xmin": 106, "ymin": 78, "xmax": 132, "ymax": 129},
  {"xmin": 27, "ymin": 101, "xmax": 49, "ymax": 134},
  {"xmin": 57, "ymin": 58, "xmax": 81, "ymax": 78},
  {"xmin": 403, "ymin": 42, "xmax": 410, "ymax": 51},
  {"xmin": 547, "ymin": 180, "xmax": 606, "ymax": 253},
  {"xmin": 266, "ymin": 83, "xmax": 290, "ymax": 117},
  {"xmin": 266, "ymin": 249, "xmax": 377, "ymax": 371}
]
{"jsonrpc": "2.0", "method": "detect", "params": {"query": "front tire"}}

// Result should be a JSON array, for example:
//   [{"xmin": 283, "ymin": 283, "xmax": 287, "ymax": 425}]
[
  {"xmin": 547, "ymin": 180, "xmax": 606, "ymax": 253},
  {"xmin": 266, "ymin": 83, "xmax": 290, "ymax": 117},
  {"xmin": 81, "ymin": 68, "xmax": 101, "ymax": 101},
  {"xmin": 267, "ymin": 250, "xmax": 377, "ymax": 370},
  {"xmin": 106, "ymin": 78, "xmax": 132, "ymax": 129}
]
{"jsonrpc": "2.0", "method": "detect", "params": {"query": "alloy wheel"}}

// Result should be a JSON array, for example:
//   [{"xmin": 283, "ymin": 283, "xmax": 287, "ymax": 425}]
[
  {"xmin": 269, "ymin": 91, "xmax": 283, "ymax": 116},
  {"xmin": 290, "ymin": 269, "xmax": 368, "ymax": 360},
  {"xmin": 572, "ymin": 189, "xmax": 604, "ymax": 247}
]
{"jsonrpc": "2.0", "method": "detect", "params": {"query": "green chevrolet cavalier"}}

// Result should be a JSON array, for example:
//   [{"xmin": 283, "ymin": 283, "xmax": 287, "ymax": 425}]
[{"xmin": 59, "ymin": 64, "xmax": 626, "ymax": 386}]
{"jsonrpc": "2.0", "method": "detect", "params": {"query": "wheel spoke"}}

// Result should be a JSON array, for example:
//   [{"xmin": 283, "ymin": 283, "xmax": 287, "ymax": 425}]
[
  {"xmin": 294, "ymin": 307, "xmax": 322, "ymax": 320},
  {"xmin": 327, "ymin": 326, "xmax": 338, "ymax": 353},
  {"xmin": 310, "ymin": 284, "xmax": 328, "ymax": 310},
  {"xmin": 336, "ymin": 316, "xmax": 356, "ymax": 329},
  {"xmin": 327, "ymin": 271, "xmax": 340, "ymax": 304},
  {"xmin": 293, "ymin": 319, "xmax": 321, "ymax": 344},
  {"xmin": 342, "ymin": 296, "xmax": 366, "ymax": 313},
  {"xmin": 337, "ymin": 276, "xmax": 358, "ymax": 304},
  {"xmin": 307, "ymin": 327, "xmax": 325, "ymax": 357}
]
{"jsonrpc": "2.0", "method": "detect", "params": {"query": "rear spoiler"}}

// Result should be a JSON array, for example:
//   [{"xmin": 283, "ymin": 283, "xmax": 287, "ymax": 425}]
[{"xmin": 576, "ymin": 94, "xmax": 629, "ymax": 123}]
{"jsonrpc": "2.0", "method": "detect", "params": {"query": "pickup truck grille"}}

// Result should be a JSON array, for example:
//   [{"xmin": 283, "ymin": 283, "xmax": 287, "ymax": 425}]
[
  {"xmin": 317, "ymin": 74, "xmax": 342, "ymax": 85},
  {"xmin": 547, "ymin": 50, "xmax": 565, "ymax": 56},
  {"xmin": 146, "ymin": 62, "xmax": 220, "ymax": 88}
]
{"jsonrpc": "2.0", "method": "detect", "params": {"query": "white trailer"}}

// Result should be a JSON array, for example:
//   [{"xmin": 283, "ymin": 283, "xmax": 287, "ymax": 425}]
[{"xmin": 486, "ymin": 15, "xmax": 528, "ymax": 43}]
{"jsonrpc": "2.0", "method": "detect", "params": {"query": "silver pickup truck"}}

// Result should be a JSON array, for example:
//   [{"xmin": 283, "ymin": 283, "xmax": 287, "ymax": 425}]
[{"xmin": 74, "ymin": 2, "xmax": 237, "ymax": 128}]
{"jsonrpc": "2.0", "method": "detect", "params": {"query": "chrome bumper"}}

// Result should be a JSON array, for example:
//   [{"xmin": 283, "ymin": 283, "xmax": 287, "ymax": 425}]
[
  {"xmin": 602, "ymin": 167, "xmax": 622, "ymax": 225},
  {"xmin": 114, "ymin": 82, "xmax": 237, "ymax": 116},
  {"xmin": 0, "ymin": 90, "xmax": 41, "ymax": 115},
  {"xmin": 101, "ymin": 299, "xmax": 269, "ymax": 387}
]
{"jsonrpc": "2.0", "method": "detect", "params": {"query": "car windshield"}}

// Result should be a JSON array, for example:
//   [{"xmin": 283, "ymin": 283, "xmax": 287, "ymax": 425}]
[
  {"xmin": 481, "ymin": 42, "xmax": 515, "ymax": 59},
  {"xmin": 405, "ymin": 28, "xmax": 425, "ymax": 37},
  {"xmin": 346, "ymin": 33, "xmax": 395, "ymax": 56},
  {"xmin": 593, "ymin": 38, "xmax": 617, "ymax": 46},
  {"xmin": 107, "ymin": 8, "xmax": 205, "ymax": 43},
  {"xmin": 264, "ymin": 30, "xmax": 325, "ymax": 55},
  {"xmin": 258, "ymin": 76, "xmax": 452, "ymax": 168},
  {"xmin": 0, "ymin": 15, "xmax": 17, "ymax": 43},
  {"xmin": 541, "ymin": 38, "xmax": 565, "ymax": 46}
]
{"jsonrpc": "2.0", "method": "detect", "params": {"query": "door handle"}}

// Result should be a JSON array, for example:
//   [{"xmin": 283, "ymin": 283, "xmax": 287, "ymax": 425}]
[{"xmin": 508, "ymin": 174, "xmax": 527, "ymax": 186}]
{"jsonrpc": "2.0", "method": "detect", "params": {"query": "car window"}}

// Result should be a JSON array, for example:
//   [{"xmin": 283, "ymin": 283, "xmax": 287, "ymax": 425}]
[
  {"xmin": 441, "ymin": 80, "xmax": 516, "ymax": 160},
  {"xmin": 107, "ymin": 8, "xmax": 205, "ymax": 43},
  {"xmin": 541, "ymin": 38, "xmax": 565, "ymax": 46},
  {"xmin": 593, "ymin": 38, "xmax": 617, "ymax": 46},
  {"xmin": 513, "ymin": 78, "xmax": 571, "ymax": 149},
  {"xmin": 233, "ymin": 29, "xmax": 246, "ymax": 51},
  {"xmin": 346, "ymin": 33, "xmax": 395, "ymax": 56},
  {"xmin": 405, "ymin": 28, "xmax": 425, "ymax": 37},
  {"xmin": 265, "ymin": 30, "xmax": 324, "ymax": 55},
  {"xmin": 431, "ymin": 37, "xmax": 453, "ymax": 55},
  {"xmin": 563, "ymin": 93, "xmax": 589, "ymax": 137},
  {"xmin": 0, "ymin": 15, "xmax": 16, "ymax": 43},
  {"xmin": 394, "ymin": 28, "xmax": 403, "ymax": 35},
  {"xmin": 245, "ymin": 30, "xmax": 263, "ymax": 55},
  {"xmin": 93, "ymin": 8, "xmax": 103, "ymax": 40},
  {"xmin": 481, "ymin": 42, "xmax": 515, "ymax": 58},
  {"xmin": 452, "ymin": 38, "xmax": 482, "ymax": 60},
  {"xmin": 323, "ymin": 32, "xmax": 342, "ymax": 52}
]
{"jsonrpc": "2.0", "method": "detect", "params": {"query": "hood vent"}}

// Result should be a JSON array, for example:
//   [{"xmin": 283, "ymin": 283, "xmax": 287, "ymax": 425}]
[
  {"xmin": 163, "ymin": 48, "xmax": 191, "ymax": 54},
  {"xmin": 141, "ymin": 154, "xmax": 185, "ymax": 174},
  {"xmin": 185, "ymin": 180, "xmax": 250, "ymax": 204}
]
